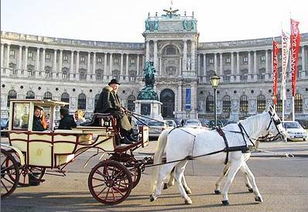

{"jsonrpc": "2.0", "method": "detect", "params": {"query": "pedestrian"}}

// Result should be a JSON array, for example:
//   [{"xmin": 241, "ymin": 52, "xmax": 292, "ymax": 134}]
[
  {"xmin": 94, "ymin": 79, "xmax": 137, "ymax": 144},
  {"xmin": 58, "ymin": 108, "xmax": 77, "ymax": 130}
]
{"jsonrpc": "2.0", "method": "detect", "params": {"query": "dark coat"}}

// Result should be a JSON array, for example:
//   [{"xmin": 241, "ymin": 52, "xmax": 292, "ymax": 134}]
[
  {"xmin": 33, "ymin": 116, "xmax": 45, "ymax": 131},
  {"xmin": 58, "ymin": 115, "xmax": 77, "ymax": 130},
  {"xmin": 94, "ymin": 86, "xmax": 132, "ymax": 131}
]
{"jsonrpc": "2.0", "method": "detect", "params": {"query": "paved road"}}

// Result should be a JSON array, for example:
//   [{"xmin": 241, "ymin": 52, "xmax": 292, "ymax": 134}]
[{"xmin": 1, "ymin": 138, "xmax": 308, "ymax": 212}]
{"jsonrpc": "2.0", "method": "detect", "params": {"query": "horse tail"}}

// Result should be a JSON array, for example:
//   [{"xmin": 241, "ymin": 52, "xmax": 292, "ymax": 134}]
[{"xmin": 151, "ymin": 129, "xmax": 170, "ymax": 193}]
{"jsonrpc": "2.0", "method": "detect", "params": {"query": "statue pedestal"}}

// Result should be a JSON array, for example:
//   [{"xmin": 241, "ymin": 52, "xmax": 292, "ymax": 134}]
[{"xmin": 134, "ymin": 100, "xmax": 163, "ymax": 121}]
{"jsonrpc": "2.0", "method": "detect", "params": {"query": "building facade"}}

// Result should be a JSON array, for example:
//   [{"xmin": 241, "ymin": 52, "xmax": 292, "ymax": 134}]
[{"xmin": 1, "ymin": 9, "xmax": 308, "ymax": 121}]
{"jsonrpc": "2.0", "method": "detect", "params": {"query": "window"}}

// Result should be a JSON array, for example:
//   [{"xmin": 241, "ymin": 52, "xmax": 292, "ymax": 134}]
[
  {"xmin": 46, "ymin": 53, "xmax": 51, "ymax": 60},
  {"xmin": 62, "ymin": 67, "xmax": 69, "ymax": 79},
  {"xmin": 208, "ymin": 58, "xmax": 214, "ymax": 64},
  {"xmin": 80, "ymin": 56, "xmax": 85, "ymax": 63},
  {"xmin": 260, "ymin": 55, "xmax": 266, "ymax": 63},
  {"xmin": 61, "ymin": 92, "xmax": 70, "ymax": 109},
  {"xmin": 95, "ymin": 69, "xmax": 103, "ymax": 80},
  {"xmin": 225, "ymin": 57, "xmax": 231, "ymax": 64},
  {"xmin": 257, "ymin": 94, "xmax": 266, "ymax": 113},
  {"xmin": 222, "ymin": 95, "xmax": 231, "ymax": 113},
  {"xmin": 79, "ymin": 69, "xmax": 87, "ymax": 80},
  {"xmin": 240, "ymin": 95, "xmax": 248, "ymax": 113},
  {"xmin": 43, "ymin": 91, "xmax": 52, "ymax": 100},
  {"xmin": 243, "ymin": 56, "xmax": 248, "ymax": 64},
  {"xmin": 63, "ymin": 55, "xmax": 68, "ymax": 62},
  {"xmin": 7, "ymin": 90, "xmax": 17, "ymax": 107},
  {"xmin": 28, "ymin": 51, "xmax": 33, "ymax": 60},
  {"xmin": 97, "ymin": 57, "xmax": 102, "ymax": 63},
  {"xmin": 206, "ymin": 95, "xmax": 214, "ymax": 112},
  {"xmin": 166, "ymin": 46, "xmax": 176, "ymax": 55},
  {"xmin": 26, "ymin": 90, "xmax": 35, "ymax": 99},
  {"xmin": 295, "ymin": 93, "xmax": 302, "ymax": 113},
  {"xmin": 114, "ymin": 58, "xmax": 119, "ymax": 65},
  {"xmin": 78, "ymin": 93, "xmax": 86, "ymax": 109},
  {"xmin": 12, "ymin": 103, "xmax": 30, "ymax": 130},
  {"xmin": 130, "ymin": 59, "xmax": 135, "ymax": 64},
  {"xmin": 127, "ymin": 95, "xmax": 136, "ymax": 112},
  {"xmin": 10, "ymin": 50, "xmax": 15, "ymax": 57}
]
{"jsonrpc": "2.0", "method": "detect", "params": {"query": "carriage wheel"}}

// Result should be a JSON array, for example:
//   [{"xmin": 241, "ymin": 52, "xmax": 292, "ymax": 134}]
[
  {"xmin": 9, "ymin": 151, "xmax": 46, "ymax": 186},
  {"xmin": 109, "ymin": 155, "xmax": 142, "ymax": 189},
  {"xmin": 1, "ymin": 149, "xmax": 19, "ymax": 198},
  {"xmin": 88, "ymin": 160, "xmax": 132, "ymax": 205}
]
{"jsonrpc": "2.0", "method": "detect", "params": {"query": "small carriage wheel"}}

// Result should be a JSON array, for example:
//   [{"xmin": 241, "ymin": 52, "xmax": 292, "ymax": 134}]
[
  {"xmin": 88, "ymin": 160, "xmax": 132, "ymax": 205},
  {"xmin": 1, "ymin": 149, "xmax": 20, "ymax": 198},
  {"xmin": 8, "ymin": 151, "xmax": 46, "ymax": 186},
  {"xmin": 109, "ymin": 155, "xmax": 142, "ymax": 189}
]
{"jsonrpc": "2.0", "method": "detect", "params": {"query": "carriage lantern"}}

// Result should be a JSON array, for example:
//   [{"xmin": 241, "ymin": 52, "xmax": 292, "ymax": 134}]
[{"xmin": 210, "ymin": 73, "xmax": 220, "ymax": 127}]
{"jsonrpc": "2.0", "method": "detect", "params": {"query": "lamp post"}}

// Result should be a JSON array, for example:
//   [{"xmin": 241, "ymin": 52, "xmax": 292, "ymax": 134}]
[{"xmin": 210, "ymin": 73, "xmax": 220, "ymax": 127}]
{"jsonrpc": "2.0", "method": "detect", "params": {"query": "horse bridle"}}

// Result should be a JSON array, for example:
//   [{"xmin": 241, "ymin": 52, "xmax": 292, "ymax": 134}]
[{"xmin": 265, "ymin": 111, "xmax": 284, "ymax": 140}]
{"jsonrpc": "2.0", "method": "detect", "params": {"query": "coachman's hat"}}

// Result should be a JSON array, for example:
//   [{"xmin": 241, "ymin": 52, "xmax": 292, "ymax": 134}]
[{"xmin": 108, "ymin": 79, "xmax": 121, "ymax": 85}]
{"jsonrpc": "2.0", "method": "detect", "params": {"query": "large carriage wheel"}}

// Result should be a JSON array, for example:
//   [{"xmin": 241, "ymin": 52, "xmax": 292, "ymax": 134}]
[
  {"xmin": 110, "ymin": 155, "xmax": 141, "ymax": 189},
  {"xmin": 1, "ymin": 149, "xmax": 20, "ymax": 198},
  {"xmin": 88, "ymin": 160, "xmax": 132, "ymax": 205},
  {"xmin": 9, "ymin": 151, "xmax": 46, "ymax": 186}
]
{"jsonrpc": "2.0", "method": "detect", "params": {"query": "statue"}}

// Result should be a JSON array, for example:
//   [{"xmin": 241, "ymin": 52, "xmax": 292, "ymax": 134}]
[{"xmin": 137, "ymin": 61, "xmax": 158, "ymax": 100}]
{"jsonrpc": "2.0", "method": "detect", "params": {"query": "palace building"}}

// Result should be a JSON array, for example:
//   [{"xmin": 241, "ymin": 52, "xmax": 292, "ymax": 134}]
[{"xmin": 1, "ymin": 9, "xmax": 308, "ymax": 121}]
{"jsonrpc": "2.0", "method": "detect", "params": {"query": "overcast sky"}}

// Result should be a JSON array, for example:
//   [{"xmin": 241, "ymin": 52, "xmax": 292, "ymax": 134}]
[{"xmin": 2, "ymin": 0, "xmax": 308, "ymax": 43}]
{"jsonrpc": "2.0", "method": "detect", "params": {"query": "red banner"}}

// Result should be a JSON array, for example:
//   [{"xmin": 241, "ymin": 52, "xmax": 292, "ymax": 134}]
[
  {"xmin": 290, "ymin": 19, "xmax": 301, "ymax": 96},
  {"xmin": 272, "ymin": 40, "xmax": 279, "ymax": 105}
]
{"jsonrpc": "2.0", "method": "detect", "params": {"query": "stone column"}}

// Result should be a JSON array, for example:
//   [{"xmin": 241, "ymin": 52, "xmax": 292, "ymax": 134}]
[
  {"xmin": 53, "ymin": 49, "xmax": 57, "ymax": 78},
  {"xmin": 42, "ymin": 48, "xmax": 46, "ymax": 78},
  {"xmin": 302, "ymin": 46, "xmax": 306, "ymax": 78},
  {"xmin": 87, "ymin": 52, "xmax": 91, "ymax": 81},
  {"xmin": 6, "ymin": 44, "xmax": 10, "ymax": 68},
  {"xmin": 146, "ymin": 41, "xmax": 150, "ymax": 62},
  {"xmin": 265, "ymin": 50, "xmax": 269, "ymax": 80},
  {"xmin": 35, "ymin": 48, "xmax": 40, "ymax": 78},
  {"xmin": 126, "ymin": 53, "xmax": 129, "ymax": 80},
  {"xmin": 203, "ymin": 53, "xmax": 206, "ymax": 76},
  {"xmin": 70, "ymin": 50, "xmax": 74, "ymax": 80},
  {"xmin": 59, "ymin": 50, "xmax": 63, "ymax": 78},
  {"xmin": 104, "ymin": 53, "xmax": 107, "ymax": 79},
  {"xmin": 178, "ymin": 84, "xmax": 182, "ymax": 111},
  {"xmin": 154, "ymin": 40, "xmax": 158, "ymax": 70},
  {"xmin": 109, "ymin": 53, "xmax": 113, "ymax": 78},
  {"xmin": 136, "ymin": 54, "xmax": 140, "ymax": 75},
  {"xmin": 191, "ymin": 41, "xmax": 196, "ymax": 73},
  {"xmin": 253, "ymin": 51, "xmax": 257, "ymax": 80},
  {"xmin": 76, "ymin": 51, "xmax": 80, "ymax": 80},
  {"xmin": 183, "ymin": 40, "xmax": 187, "ymax": 72},
  {"xmin": 92, "ymin": 52, "xmax": 96, "ymax": 81},
  {"xmin": 231, "ymin": 52, "xmax": 234, "ymax": 76},
  {"xmin": 236, "ymin": 51, "xmax": 240, "ymax": 81},
  {"xmin": 214, "ymin": 53, "xmax": 217, "ymax": 72},
  {"xmin": 24, "ymin": 47, "xmax": 28, "ymax": 77},
  {"xmin": 120, "ymin": 53, "xmax": 124, "ymax": 79},
  {"xmin": 0, "ymin": 44, "xmax": 4, "ymax": 70},
  {"xmin": 248, "ymin": 51, "xmax": 252, "ymax": 80},
  {"xmin": 18, "ymin": 46, "xmax": 22, "ymax": 72},
  {"xmin": 219, "ymin": 53, "xmax": 223, "ymax": 76}
]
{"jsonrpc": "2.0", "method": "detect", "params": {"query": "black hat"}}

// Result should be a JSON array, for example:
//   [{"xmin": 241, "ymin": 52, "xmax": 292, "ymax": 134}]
[
  {"xmin": 60, "ymin": 108, "xmax": 69, "ymax": 116},
  {"xmin": 108, "ymin": 79, "xmax": 120, "ymax": 85}
]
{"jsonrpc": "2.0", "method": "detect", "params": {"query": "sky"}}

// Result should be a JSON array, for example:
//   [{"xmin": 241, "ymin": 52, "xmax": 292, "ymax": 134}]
[{"xmin": 1, "ymin": 0, "xmax": 308, "ymax": 43}]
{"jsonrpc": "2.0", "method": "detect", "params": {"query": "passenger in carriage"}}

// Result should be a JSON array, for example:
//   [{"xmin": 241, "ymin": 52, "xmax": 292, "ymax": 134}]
[
  {"xmin": 58, "ymin": 108, "xmax": 77, "ymax": 130},
  {"xmin": 32, "ymin": 106, "xmax": 46, "ymax": 131},
  {"xmin": 94, "ymin": 79, "xmax": 138, "ymax": 145},
  {"xmin": 74, "ymin": 109, "xmax": 86, "ymax": 125}
]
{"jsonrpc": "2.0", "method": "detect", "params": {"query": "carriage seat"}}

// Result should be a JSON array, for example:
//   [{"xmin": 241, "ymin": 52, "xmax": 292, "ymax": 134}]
[{"xmin": 80, "ymin": 113, "xmax": 117, "ymax": 128}]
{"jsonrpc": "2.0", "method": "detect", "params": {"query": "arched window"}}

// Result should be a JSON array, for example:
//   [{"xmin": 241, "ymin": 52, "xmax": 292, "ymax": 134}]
[
  {"xmin": 127, "ymin": 95, "xmax": 136, "ymax": 112},
  {"xmin": 26, "ymin": 90, "xmax": 35, "ymax": 99},
  {"xmin": 222, "ymin": 95, "xmax": 231, "ymax": 113},
  {"xmin": 61, "ymin": 92, "xmax": 70, "ymax": 103},
  {"xmin": 78, "ymin": 93, "xmax": 86, "ymax": 109},
  {"xmin": 240, "ymin": 95, "xmax": 248, "ymax": 113},
  {"xmin": 43, "ymin": 91, "xmax": 52, "ymax": 100},
  {"xmin": 257, "ymin": 94, "xmax": 266, "ymax": 113},
  {"xmin": 206, "ymin": 95, "xmax": 214, "ymax": 112},
  {"xmin": 165, "ymin": 45, "xmax": 177, "ymax": 55},
  {"xmin": 94, "ymin": 93, "xmax": 100, "ymax": 108},
  {"xmin": 7, "ymin": 90, "xmax": 17, "ymax": 107},
  {"xmin": 295, "ymin": 93, "xmax": 303, "ymax": 113}
]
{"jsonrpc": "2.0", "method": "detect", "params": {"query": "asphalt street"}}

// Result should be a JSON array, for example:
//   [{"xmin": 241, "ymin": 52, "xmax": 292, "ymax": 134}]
[{"xmin": 1, "ymin": 138, "xmax": 308, "ymax": 212}]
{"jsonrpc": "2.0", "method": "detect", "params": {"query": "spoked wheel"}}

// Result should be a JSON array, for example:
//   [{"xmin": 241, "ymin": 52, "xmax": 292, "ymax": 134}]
[
  {"xmin": 110, "ymin": 154, "xmax": 142, "ymax": 189},
  {"xmin": 88, "ymin": 160, "xmax": 132, "ymax": 205},
  {"xmin": 1, "ymin": 149, "xmax": 20, "ymax": 198},
  {"xmin": 9, "ymin": 151, "xmax": 46, "ymax": 186}
]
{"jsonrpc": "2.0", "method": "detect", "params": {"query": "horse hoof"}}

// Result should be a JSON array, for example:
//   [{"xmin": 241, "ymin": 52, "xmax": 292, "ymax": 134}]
[
  {"xmin": 185, "ymin": 188, "xmax": 192, "ymax": 194},
  {"xmin": 214, "ymin": 190, "xmax": 221, "ymax": 194},
  {"xmin": 185, "ymin": 199, "xmax": 192, "ymax": 205},
  {"xmin": 248, "ymin": 188, "xmax": 254, "ymax": 193},
  {"xmin": 149, "ymin": 195, "xmax": 156, "ymax": 202},
  {"xmin": 222, "ymin": 200, "xmax": 229, "ymax": 206},
  {"xmin": 255, "ymin": 196, "xmax": 263, "ymax": 202},
  {"xmin": 163, "ymin": 183, "xmax": 168, "ymax": 190}
]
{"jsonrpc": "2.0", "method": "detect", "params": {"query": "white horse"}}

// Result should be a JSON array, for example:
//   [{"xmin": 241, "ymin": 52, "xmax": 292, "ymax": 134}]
[{"xmin": 150, "ymin": 107, "xmax": 286, "ymax": 205}]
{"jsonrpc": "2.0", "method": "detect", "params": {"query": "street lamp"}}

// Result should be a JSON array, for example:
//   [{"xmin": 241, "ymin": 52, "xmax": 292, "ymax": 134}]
[{"xmin": 210, "ymin": 73, "xmax": 220, "ymax": 127}]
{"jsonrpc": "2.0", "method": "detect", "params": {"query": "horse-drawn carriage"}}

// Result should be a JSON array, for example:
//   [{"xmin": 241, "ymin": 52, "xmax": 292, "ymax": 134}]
[{"xmin": 1, "ymin": 99, "xmax": 150, "ymax": 205}]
